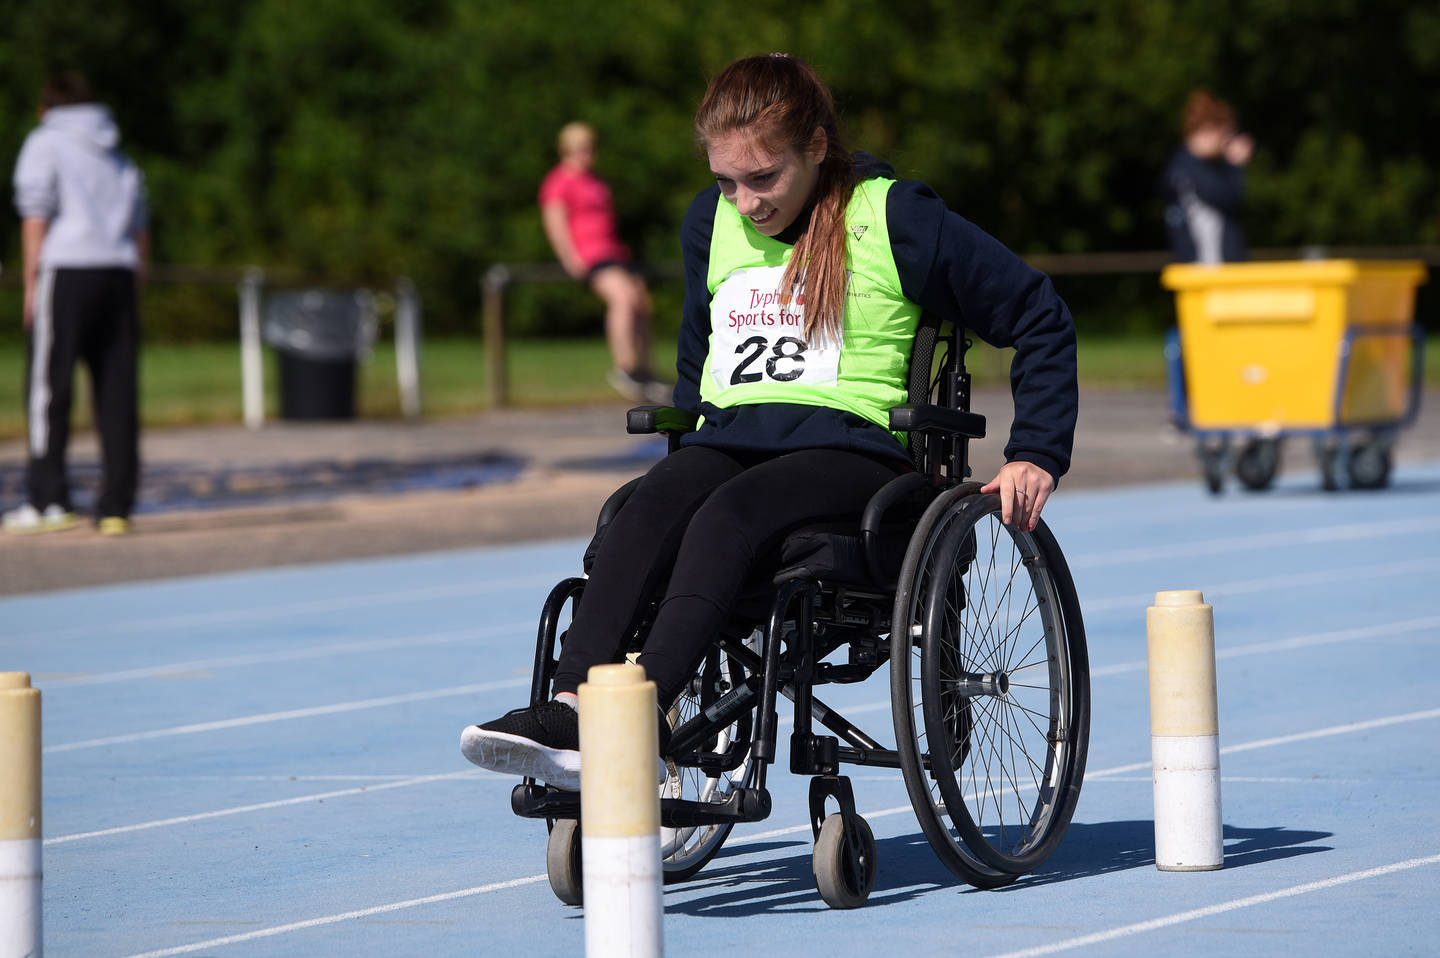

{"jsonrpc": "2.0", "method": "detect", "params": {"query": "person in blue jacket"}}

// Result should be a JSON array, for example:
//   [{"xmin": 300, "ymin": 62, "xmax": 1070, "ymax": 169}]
[
  {"xmin": 460, "ymin": 54, "xmax": 1078, "ymax": 790},
  {"xmin": 1160, "ymin": 89, "xmax": 1253, "ymax": 264}
]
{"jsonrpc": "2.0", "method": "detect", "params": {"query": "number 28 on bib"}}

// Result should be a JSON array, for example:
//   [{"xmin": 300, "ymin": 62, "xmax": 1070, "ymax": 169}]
[{"xmin": 708, "ymin": 266, "xmax": 842, "ymax": 393}]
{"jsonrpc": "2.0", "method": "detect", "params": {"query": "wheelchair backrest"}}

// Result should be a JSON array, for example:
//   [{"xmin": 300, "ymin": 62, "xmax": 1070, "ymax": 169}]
[{"xmin": 902, "ymin": 313, "xmax": 973, "ymax": 479}]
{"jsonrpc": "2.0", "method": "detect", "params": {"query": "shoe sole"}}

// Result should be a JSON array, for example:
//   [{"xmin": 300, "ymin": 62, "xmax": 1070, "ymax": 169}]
[
  {"xmin": 460, "ymin": 725, "xmax": 582, "ymax": 791},
  {"xmin": 3, "ymin": 517, "xmax": 77, "ymax": 535}
]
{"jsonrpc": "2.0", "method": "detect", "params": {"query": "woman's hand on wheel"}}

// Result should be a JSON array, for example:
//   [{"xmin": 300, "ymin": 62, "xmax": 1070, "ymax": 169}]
[{"xmin": 981, "ymin": 461, "xmax": 1055, "ymax": 531}]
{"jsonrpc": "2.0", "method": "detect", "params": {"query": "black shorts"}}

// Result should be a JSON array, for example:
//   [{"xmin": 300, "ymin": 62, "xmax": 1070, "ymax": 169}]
[{"xmin": 585, "ymin": 260, "xmax": 643, "ymax": 284}]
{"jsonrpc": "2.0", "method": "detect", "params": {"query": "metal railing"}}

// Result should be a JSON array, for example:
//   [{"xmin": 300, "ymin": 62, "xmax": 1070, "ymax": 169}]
[{"xmin": 480, "ymin": 245, "xmax": 1440, "ymax": 407}]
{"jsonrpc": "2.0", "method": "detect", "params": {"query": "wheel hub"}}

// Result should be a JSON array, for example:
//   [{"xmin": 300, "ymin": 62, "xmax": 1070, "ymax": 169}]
[{"xmin": 954, "ymin": 670, "xmax": 1009, "ymax": 697}]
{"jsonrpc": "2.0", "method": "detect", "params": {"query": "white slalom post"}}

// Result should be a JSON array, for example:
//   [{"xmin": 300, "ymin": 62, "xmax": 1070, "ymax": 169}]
[
  {"xmin": 393, "ymin": 278, "xmax": 423, "ymax": 420},
  {"xmin": 578, "ymin": 663, "xmax": 663, "ymax": 958},
  {"xmin": 1146, "ymin": 590, "xmax": 1224, "ymax": 871},
  {"xmin": 238, "ymin": 267, "xmax": 266, "ymax": 431},
  {"xmin": 1, "ymin": 672, "xmax": 42, "ymax": 956}
]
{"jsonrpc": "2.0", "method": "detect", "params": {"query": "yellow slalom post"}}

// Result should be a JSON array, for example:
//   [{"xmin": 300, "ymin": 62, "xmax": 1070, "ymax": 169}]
[
  {"xmin": 1146, "ymin": 591, "xmax": 1223, "ymax": 871},
  {"xmin": 1, "ymin": 672, "xmax": 43, "ymax": 956},
  {"xmin": 578, "ymin": 663, "xmax": 663, "ymax": 958}
]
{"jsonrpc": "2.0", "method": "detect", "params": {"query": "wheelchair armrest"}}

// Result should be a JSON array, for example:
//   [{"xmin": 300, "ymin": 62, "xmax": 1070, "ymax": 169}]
[
  {"xmin": 889, "ymin": 403, "xmax": 986, "ymax": 440},
  {"xmin": 860, "ymin": 473, "xmax": 932, "ymax": 540},
  {"xmin": 860, "ymin": 472, "xmax": 936, "ymax": 586},
  {"xmin": 627, "ymin": 405, "xmax": 700, "ymax": 436}
]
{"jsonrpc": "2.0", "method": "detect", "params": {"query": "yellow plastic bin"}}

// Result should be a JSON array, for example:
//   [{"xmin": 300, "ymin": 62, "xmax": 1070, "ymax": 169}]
[{"xmin": 1160, "ymin": 259, "xmax": 1427, "ymax": 492}]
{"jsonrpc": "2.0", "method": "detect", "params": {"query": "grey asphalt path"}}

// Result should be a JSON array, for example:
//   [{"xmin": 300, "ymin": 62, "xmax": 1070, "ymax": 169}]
[{"xmin": 2, "ymin": 388, "xmax": 1436, "ymax": 596}]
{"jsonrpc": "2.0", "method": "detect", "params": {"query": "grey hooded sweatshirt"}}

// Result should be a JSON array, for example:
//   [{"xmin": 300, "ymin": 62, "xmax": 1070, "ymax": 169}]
[{"xmin": 12, "ymin": 103, "xmax": 148, "ymax": 269}]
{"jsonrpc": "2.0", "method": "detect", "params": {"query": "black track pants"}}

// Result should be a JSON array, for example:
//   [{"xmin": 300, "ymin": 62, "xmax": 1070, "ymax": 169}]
[
  {"xmin": 25, "ymin": 267, "xmax": 140, "ymax": 518},
  {"xmin": 550, "ymin": 444, "xmax": 904, "ymax": 705}
]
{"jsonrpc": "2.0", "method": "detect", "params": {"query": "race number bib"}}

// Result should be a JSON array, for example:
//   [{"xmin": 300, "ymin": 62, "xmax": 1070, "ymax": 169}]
[{"xmin": 709, "ymin": 266, "xmax": 841, "ymax": 393}]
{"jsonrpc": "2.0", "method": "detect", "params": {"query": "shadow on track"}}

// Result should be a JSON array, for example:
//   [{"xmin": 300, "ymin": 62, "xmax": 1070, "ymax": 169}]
[{"xmin": 664, "ymin": 822, "xmax": 1332, "ymax": 914}]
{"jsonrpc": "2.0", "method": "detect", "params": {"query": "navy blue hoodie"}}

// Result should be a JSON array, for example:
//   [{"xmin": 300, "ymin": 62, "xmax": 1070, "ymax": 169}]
[{"xmin": 673, "ymin": 154, "xmax": 1078, "ymax": 483}]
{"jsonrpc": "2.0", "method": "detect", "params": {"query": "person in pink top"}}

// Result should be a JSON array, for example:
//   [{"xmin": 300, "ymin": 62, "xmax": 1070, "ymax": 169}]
[{"xmin": 539, "ymin": 122, "xmax": 669, "ymax": 402}]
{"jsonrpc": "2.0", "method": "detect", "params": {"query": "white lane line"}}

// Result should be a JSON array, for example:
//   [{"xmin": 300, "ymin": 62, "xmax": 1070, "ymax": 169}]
[
  {"xmin": 113, "ymin": 705, "xmax": 1440, "ymax": 956},
  {"xmin": 734, "ymin": 705, "xmax": 1440, "ymax": 844},
  {"xmin": 2, "ymin": 572, "xmax": 559, "ymax": 644},
  {"xmin": 984, "ymin": 853, "xmax": 1440, "ymax": 958},
  {"xmin": 36, "ymin": 621, "xmax": 529, "ymax": 688},
  {"xmin": 1071, "ymin": 515, "xmax": 1440, "ymax": 569},
  {"xmin": 1090, "ymin": 614, "xmax": 1440, "ymax": 678},
  {"xmin": 33, "ymin": 559, "xmax": 1440, "ymax": 690},
  {"xmin": 121, "ymin": 875, "xmax": 551, "ymax": 958},
  {"xmin": 1219, "ymin": 707, "xmax": 1440, "ymax": 755},
  {"xmin": 44, "ymin": 771, "xmax": 493, "ymax": 845},
  {"xmin": 44, "ymin": 678, "xmax": 528, "ymax": 754},
  {"xmin": 47, "ymin": 608, "xmax": 1436, "ymax": 756},
  {"xmin": 1081, "ymin": 556, "xmax": 1440, "ymax": 614}
]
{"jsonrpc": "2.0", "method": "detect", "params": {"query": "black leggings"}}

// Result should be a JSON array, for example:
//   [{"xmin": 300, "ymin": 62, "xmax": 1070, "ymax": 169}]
[{"xmin": 551, "ymin": 445, "xmax": 905, "ymax": 705}]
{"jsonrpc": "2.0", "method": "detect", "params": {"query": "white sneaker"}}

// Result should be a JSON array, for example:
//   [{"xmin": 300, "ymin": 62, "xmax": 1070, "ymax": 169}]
[{"xmin": 3, "ymin": 503, "xmax": 78, "ymax": 535}]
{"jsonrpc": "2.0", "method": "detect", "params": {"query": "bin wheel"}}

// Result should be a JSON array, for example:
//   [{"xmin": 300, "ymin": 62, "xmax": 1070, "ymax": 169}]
[
  {"xmin": 1316, "ymin": 438, "xmax": 1343, "ymax": 492},
  {"xmin": 1347, "ymin": 438, "xmax": 1392, "ymax": 490},
  {"xmin": 813, "ymin": 813, "xmax": 877, "ymax": 909},
  {"xmin": 545, "ymin": 818, "xmax": 583, "ymax": 906},
  {"xmin": 1234, "ymin": 438, "xmax": 1281, "ymax": 491},
  {"xmin": 1198, "ymin": 438, "xmax": 1229, "ymax": 495}
]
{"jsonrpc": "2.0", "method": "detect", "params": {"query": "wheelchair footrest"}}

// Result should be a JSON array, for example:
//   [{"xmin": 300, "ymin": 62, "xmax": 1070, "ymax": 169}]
[
  {"xmin": 511, "ymin": 782, "xmax": 580, "ymax": 819},
  {"xmin": 510, "ymin": 782, "xmax": 772, "ymax": 826}
]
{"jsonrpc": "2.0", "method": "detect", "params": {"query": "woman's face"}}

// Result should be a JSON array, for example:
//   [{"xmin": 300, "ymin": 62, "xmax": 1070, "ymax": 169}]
[{"xmin": 706, "ymin": 129, "xmax": 824, "ymax": 237}]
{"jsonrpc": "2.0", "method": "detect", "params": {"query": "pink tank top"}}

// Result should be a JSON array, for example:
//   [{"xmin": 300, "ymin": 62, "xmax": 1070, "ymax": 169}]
[{"xmin": 538, "ymin": 164, "xmax": 629, "ymax": 268}]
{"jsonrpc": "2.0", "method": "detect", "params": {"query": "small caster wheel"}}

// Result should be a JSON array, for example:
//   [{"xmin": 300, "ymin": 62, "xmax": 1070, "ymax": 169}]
[
  {"xmin": 546, "ymin": 818, "xmax": 583, "ymax": 905},
  {"xmin": 1347, "ymin": 438, "xmax": 1392, "ymax": 490},
  {"xmin": 1234, "ymin": 438, "xmax": 1281, "ymax": 491},
  {"xmin": 813, "ymin": 813, "xmax": 877, "ymax": 909}
]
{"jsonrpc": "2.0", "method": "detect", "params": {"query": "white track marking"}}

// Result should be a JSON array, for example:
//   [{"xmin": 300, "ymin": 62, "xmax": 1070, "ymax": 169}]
[
  {"xmin": 1081, "ymin": 557, "xmax": 1440, "ymax": 613},
  {"xmin": 725, "ymin": 705, "xmax": 1440, "ymax": 845},
  {"xmin": 1070, "ymin": 515, "xmax": 1440, "ymax": 569},
  {"xmin": 1090, "ymin": 614, "xmax": 1440, "ymax": 678},
  {"xmin": 1, "ymin": 573, "xmax": 558, "ymax": 644},
  {"xmin": 1219, "ymin": 707, "xmax": 1440, "ymax": 754},
  {"xmin": 44, "ymin": 678, "xmax": 528, "ymax": 754},
  {"xmin": 121, "ymin": 875, "xmax": 550, "ymax": 958},
  {"xmin": 108, "ymin": 705, "xmax": 1440, "ymax": 955},
  {"xmin": 36, "ymin": 621, "xmax": 529, "ymax": 688},
  {"xmin": 983, "ymin": 853, "xmax": 1440, "ymax": 958},
  {"xmin": 44, "ymin": 771, "xmax": 492, "ymax": 844}
]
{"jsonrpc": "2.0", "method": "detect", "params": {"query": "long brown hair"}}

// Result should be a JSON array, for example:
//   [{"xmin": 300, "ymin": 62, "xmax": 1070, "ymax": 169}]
[{"xmin": 694, "ymin": 55, "xmax": 855, "ymax": 343}]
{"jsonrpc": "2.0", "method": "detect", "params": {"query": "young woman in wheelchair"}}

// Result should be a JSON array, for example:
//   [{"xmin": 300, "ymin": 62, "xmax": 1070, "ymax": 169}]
[{"xmin": 461, "ymin": 53, "xmax": 1077, "ymax": 793}]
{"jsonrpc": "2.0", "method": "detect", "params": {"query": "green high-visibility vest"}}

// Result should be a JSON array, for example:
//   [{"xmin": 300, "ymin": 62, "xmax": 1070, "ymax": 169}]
[{"xmin": 701, "ymin": 177, "xmax": 921, "ymax": 438}]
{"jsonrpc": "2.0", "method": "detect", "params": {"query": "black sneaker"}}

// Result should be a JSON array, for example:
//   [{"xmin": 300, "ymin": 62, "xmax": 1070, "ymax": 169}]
[{"xmin": 461, "ymin": 701, "xmax": 581, "ymax": 790}]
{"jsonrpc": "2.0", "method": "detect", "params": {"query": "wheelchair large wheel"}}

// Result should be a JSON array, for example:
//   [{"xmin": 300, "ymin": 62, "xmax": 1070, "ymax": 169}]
[
  {"xmin": 658, "ymin": 634, "xmax": 758, "ymax": 883},
  {"xmin": 891, "ymin": 488, "xmax": 1090, "ymax": 883}
]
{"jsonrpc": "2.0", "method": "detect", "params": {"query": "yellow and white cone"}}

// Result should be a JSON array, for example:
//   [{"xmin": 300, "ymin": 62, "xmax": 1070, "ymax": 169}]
[
  {"xmin": 1146, "ymin": 591, "xmax": 1224, "ymax": 871},
  {"xmin": 1, "ymin": 672, "xmax": 42, "ymax": 956},
  {"xmin": 579, "ymin": 663, "xmax": 663, "ymax": 957}
]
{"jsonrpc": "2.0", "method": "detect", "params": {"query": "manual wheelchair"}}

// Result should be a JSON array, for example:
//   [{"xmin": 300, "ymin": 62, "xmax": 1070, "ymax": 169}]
[{"xmin": 509, "ymin": 316, "xmax": 1090, "ymax": 908}]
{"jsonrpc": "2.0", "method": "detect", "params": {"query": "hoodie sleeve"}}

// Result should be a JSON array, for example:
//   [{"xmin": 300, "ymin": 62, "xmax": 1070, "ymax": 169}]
[
  {"xmin": 1163, "ymin": 149, "xmax": 1245, "ymax": 214},
  {"xmin": 12, "ymin": 131, "xmax": 58, "ymax": 220},
  {"xmin": 888, "ymin": 179, "xmax": 1078, "ymax": 482},
  {"xmin": 673, "ymin": 186, "xmax": 718, "ymax": 414}
]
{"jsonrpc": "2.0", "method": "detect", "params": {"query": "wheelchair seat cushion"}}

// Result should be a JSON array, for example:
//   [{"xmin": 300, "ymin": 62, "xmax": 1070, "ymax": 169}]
[{"xmin": 770, "ymin": 520, "xmax": 912, "ymax": 587}]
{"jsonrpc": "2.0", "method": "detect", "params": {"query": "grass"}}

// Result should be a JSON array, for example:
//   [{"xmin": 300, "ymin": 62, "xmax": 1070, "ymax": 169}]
[{"xmin": 0, "ymin": 333, "xmax": 1433, "ymax": 440}]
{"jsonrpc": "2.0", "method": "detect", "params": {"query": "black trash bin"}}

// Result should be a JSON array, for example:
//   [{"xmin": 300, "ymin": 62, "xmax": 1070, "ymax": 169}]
[{"xmin": 262, "ymin": 290, "xmax": 377, "ymax": 420}]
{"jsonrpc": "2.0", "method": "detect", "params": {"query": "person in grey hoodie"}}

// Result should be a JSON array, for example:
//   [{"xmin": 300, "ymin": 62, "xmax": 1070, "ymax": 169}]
[{"xmin": 5, "ymin": 72, "xmax": 149, "ymax": 535}]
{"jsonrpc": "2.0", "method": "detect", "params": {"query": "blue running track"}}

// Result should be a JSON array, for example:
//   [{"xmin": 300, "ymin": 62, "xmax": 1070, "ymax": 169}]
[{"xmin": 4, "ymin": 463, "xmax": 1440, "ymax": 957}]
